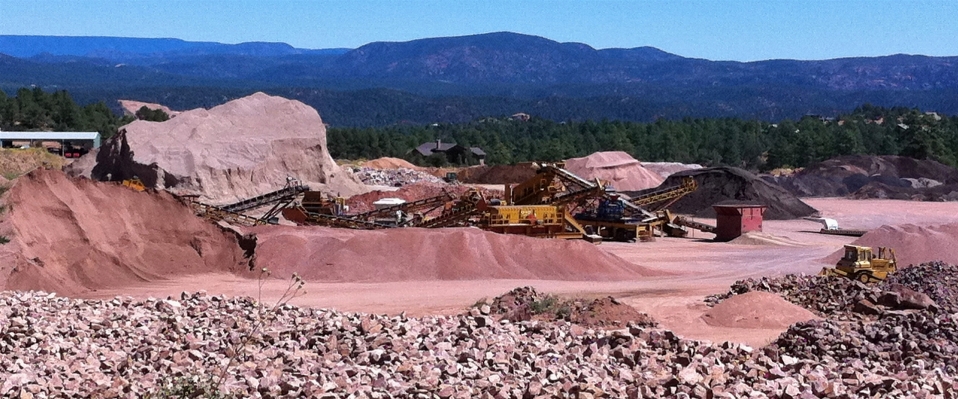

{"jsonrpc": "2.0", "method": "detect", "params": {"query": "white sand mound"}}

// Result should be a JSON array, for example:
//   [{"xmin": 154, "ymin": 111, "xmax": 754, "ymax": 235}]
[
  {"xmin": 361, "ymin": 157, "xmax": 421, "ymax": 170},
  {"xmin": 702, "ymin": 291, "xmax": 820, "ymax": 329},
  {"xmin": 728, "ymin": 231, "xmax": 807, "ymax": 247},
  {"xmin": 118, "ymin": 100, "xmax": 181, "ymax": 118},
  {"xmin": 642, "ymin": 162, "xmax": 704, "ymax": 179},
  {"xmin": 77, "ymin": 92, "xmax": 366, "ymax": 204},
  {"xmin": 564, "ymin": 151, "xmax": 664, "ymax": 191}
]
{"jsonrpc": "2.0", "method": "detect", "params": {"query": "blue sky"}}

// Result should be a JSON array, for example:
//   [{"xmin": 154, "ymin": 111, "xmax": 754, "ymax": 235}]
[{"xmin": 2, "ymin": 0, "xmax": 956, "ymax": 61}]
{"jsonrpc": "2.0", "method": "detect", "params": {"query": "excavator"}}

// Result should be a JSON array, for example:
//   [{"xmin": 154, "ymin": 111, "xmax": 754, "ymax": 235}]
[{"xmin": 820, "ymin": 245, "xmax": 897, "ymax": 283}]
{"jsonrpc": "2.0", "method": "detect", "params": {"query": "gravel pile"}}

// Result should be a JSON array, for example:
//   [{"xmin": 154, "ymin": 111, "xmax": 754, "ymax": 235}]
[
  {"xmin": 1, "ymin": 287, "xmax": 956, "ymax": 398},
  {"xmin": 705, "ymin": 274, "xmax": 881, "ymax": 320},
  {"xmin": 884, "ymin": 261, "xmax": 958, "ymax": 311},
  {"xmin": 708, "ymin": 263, "xmax": 958, "ymax": 391},
  {"xmin": 352, "ymin": 167, "xmax": 444, "ymax": 187},
  {"xmin": 482, "ymin": 286, "xmax": 657, "ymax": 328}
]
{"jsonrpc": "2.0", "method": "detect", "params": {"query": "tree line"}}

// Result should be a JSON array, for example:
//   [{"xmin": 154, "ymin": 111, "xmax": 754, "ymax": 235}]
[
  {"xmin": 328, "ymin": 104, "xmax": 958, "ymax": 171},
  {"xmin": 2, "ymin": 88, "xmax": 955, "ymax": 171},
  {"xmin": 0, "ymin": 87, "xmax": 131, "ymax": 138}
]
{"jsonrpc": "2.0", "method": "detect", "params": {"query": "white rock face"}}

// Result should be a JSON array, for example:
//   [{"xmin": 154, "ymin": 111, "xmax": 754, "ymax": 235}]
[{"xmin": 78, "ymin": 92, "xmax": 365, "ymax": 204}]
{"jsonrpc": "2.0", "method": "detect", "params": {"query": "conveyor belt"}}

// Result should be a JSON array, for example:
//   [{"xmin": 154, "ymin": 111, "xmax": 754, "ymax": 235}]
[{"xmin": 219, "ymin": 185, "xmax": 309, "ymax": 213}]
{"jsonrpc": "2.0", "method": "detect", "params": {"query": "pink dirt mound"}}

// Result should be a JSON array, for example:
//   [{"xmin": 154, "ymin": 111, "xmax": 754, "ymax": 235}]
[
  {"xmin": 249, "ymin": 225, "xmax": 666, "ymax": 282},
  {"xmin": 564, "ymin": 151, "xmax": 664, "ymax": 191},
  {"xmin": 118, "ymin": 100, "xmax": 181, "ymax": 118},
  {"xmin": 0, "ymin": 169, "xmax": 248, "ymax": 295},
  {"xmin": 823, "ymin": 223, "xmax": 958, "ymax": 267},
  {"xmin": 702, "ymin": 291, "xmax": 820, "ymax": 329},
  {"xmin": 642, "ymin": 162, "xmax": 704, "ymax": 179},
  {"xmin": 361, "ymin": 157, "xmax": 421, "ymax": 170}
]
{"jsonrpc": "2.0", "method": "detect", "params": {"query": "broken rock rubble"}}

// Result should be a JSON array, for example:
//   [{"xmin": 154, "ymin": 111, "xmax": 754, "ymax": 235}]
[
  {"xmin": 710, "ymin": 262, "xmax": 958, "ymax": 387},
  {"xmin": 352, "ymin": 166, "xmax": 443, "ymax": 187},
  {"xmin": 0, "ymin": 285, "xmax": 955, "ymax": 398}
]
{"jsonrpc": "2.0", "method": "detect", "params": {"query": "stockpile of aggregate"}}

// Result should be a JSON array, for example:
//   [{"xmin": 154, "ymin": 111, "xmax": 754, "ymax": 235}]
[
  {"xmin": 248, "ymin": 226, "xmax": 663, "ymax": 282},
  {"xmin": 564, "ymin": 151, "xmax": 664, "ymax": 191},
  {"xmin": 118, "ymin": 99, "xmax": 181, "ymax": 118},
  {"xmin": 822, "ymin": 222, "xmax": 958, "ymax": 267},
  {"xmin": 709, "ymin": 263, "xmax": 958, "ymax": 381},
  {"xmin": 480, "ymin": 286, "xmax": 657, "ymax": 328},
  {"xmin": 70, "ymin": 92, "xmax": 366, "ymax": 205},
  {"xmin": 642, "ymin": 161, "xmax": 704, "ymax": 179},
  {"xmin": 360, "ymin": 157, "xmax": 421, "ymax": 170},
  {"xmin": 701, "ymin": 291, "xmax": 820, "ymax": 329},
  {"xmin": 0, "ymin": 284, "xmax": 954, "ymax": 398},
  {"xmin": 766, "ymin": 155, "xmax": 958, "ymax": 200},
  {"xmin": 0, "ymin": 169, "xmax": 248, "ymax": 295},
  {"xmin": 350, "ymin": 166, "xmax": 444, "ymax": 187},
  {"xmin": 628, "ymin": 167, "xmax": 818, "ymax": 220}
]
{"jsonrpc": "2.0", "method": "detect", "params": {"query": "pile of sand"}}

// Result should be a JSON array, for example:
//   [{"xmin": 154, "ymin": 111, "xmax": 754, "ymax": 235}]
[
  {"xmin": 361, "ymin": 157, "xmax": 421, "ymax": 170},
  {"xmin": 702, "ymin": 291, "xmax": 820, "ymax": 329},
  {"xmin": 564, "ymin": 152, "xmax": 664, "ymax": 191},
  {"xmin": 118, "ymin": 100, "xmax": 181, "ymax": 118},
  {"xmin": 823, "ymin": 222, "xmax": 958, "ymax": 267},
  {"xmin": 728, "ymin": 231, "xmax": 807, "ymax": 247},
  {"xmin": 642, "ymin": 162, "xmax": 704, "ymax": 179},
  {"xmin": 636, "ymin": 167, "xmax": 817, "ymax": 220},
  {"xmin": 248, "ymin": 225, "xmax": 665, "ymax": 282},
  {"xmin": 73, "ymin": 92, "xmax": 366, "ymax": 205},
  {"xmin": 0, "ymin": 169, "xmax": 248, "ymax": 295}
]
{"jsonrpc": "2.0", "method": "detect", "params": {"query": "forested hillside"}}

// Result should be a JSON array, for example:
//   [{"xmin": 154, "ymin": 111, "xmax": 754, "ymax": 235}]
[
  {"xmin": 1, "ymin": 88, "xmax": 953, "ymax": 173},
  {"xmin": 0, "ymin": 87, "xmax": 130, "ymax": 137},
  {"xmin": 6, "ymin": 33, "xmax": 958, "ymax": 126},
  {"xmin": 329, "ymin": 105, "xmax": 958, "ymax": 171}
]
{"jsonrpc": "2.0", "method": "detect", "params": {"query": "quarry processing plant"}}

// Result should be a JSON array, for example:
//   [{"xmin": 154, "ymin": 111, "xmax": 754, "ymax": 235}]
[{"xmin": 168, "ymin": 162, "xmax": 774, "ymax": 244}]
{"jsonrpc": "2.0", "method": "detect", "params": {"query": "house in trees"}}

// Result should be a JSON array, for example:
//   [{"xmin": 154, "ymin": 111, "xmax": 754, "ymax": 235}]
[{"xmin": 413, "ymin": 139, "xmax": 486, "ymax": 165}]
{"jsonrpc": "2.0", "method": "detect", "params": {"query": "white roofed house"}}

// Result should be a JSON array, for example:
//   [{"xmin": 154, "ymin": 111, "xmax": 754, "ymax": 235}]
[{"xmin": 0, "ymin": 131, "xmax": 101, "ymax": 158}]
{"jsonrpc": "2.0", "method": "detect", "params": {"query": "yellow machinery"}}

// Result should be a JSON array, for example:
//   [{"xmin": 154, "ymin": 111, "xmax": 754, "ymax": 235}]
[
  {"xmin": 630, "ymin": 177, "xmax": 698, "ymax": 212},
  {"xmin": 120, "ymin": 178, "xmax": 146, "ymax": 192},
  {"xmin": 820, "ymin": 245, "xmax": 897, "ymax": 283},
  {"xmin": 480, "ymin": 204, "xmax": 581, "ymax": 239}
]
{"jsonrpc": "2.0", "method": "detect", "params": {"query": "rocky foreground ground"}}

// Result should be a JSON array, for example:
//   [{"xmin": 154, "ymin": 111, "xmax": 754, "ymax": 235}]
[{"xmin": 1, "ymin": 264, "xmax": 958, "ymax": 398}]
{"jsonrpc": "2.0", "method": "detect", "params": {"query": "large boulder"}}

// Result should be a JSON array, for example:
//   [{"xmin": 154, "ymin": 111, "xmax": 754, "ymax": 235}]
[{"xmin": 71, "ymin": 92, "xmax": 365, "ymax": 205}]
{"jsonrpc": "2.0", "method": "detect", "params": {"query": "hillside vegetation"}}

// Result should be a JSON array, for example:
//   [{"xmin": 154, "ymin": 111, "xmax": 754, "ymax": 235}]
[
  {"xmin": 0, "ymin": 87, "xmax": 131, "ymax": 139},
  {"xmin": 5, "ymin": 33, "xmax": 958, "ymax": 126},
  {"xmin": 329, "ymin": 105, "xmax": 958, "ymax": 171}
]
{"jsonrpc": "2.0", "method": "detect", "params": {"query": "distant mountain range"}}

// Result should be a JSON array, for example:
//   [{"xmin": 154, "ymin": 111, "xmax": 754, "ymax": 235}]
[{"xmin": 2, "ymin": 32, "xmax": 958, "ymax": 126}]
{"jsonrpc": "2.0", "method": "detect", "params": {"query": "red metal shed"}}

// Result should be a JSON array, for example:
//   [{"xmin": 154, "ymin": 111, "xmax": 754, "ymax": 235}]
[{"xmin": 712, "ymin": 204, "xmax": 767, "ymax": 241}]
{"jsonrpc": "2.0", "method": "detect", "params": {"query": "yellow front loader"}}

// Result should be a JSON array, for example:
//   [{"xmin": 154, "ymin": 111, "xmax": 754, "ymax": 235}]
[
  {"xmin": 820, "ymin": 244, "xmax": 897, "ymax": 283},
  {"xmin": 120, "ymin": 177, "xmax": 146, "ymax": 192}
]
